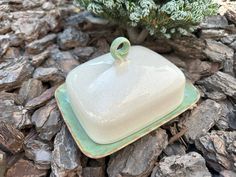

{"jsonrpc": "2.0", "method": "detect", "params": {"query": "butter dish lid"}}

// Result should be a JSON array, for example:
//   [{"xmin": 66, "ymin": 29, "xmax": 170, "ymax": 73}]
[{"xmin": 66, "ymin": 37, "xmax": 186, "ymax": 144}]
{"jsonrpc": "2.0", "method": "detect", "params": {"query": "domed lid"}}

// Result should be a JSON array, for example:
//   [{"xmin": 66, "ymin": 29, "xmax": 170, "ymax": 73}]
[{"xmin": 66, "ymin": 37, "xmax": 185, "ymax": 144}]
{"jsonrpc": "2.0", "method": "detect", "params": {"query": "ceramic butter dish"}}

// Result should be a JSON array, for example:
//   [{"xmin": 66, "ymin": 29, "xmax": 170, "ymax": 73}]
[{"xmin": 65, "ymin": 37, "xmax": 185, "ymax": 144}]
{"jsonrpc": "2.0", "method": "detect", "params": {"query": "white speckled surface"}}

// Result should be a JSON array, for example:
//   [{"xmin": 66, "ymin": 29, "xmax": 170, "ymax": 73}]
[{"xmin": 66, "ymin": 46, "xmax": 185, "ymax": 144}]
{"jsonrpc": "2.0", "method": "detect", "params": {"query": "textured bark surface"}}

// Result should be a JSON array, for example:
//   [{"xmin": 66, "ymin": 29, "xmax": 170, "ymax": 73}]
[
  {"xmin": 32, "ymin": 99, "xmax": 62, "ymax": 141},
  {"xmin": 26, "ymin": 33, "xmax": 57, "ymax": 54},
  {"xmin": 203, "ymin": 39, "xmax": 234, "ymax": 62},
  {"xmin": 163, "ymin": 142, "xmax": 186, "ymax": 156},
  {"xmin": 33, "ymin": 67, "xmax": 64, "ymax": 83},
  {"xmin": 178, "ymin": 99, "xmax": 222, "ymax": 143},
  {"xmin": 6, "ymin": 159, "xmax": 47, "ymax": 177},
  {"xmin": 0, "ymin": 149, "xmax": 7, "ymax": 177},
  {"xmin": 200, "ymin": 15, "xmax": 229, "ymax": 29},
  {"xmin": 0, "ymin": 92, "xmax": 31, "ymax": 128},
  {"xmin": 57, "ymin": 27, "xmax": 89, "ymax": 50},
  {"xmin": 25, "ymin": 86, "xmax": 58, "ymax": 110},
  {"xmin": 107, "ymin": 129, "xmax": 168, "ymax": 177},
  {"xmin": 221, "ymin": 2, "xmax": 236, "ymax": 24},
  {"xmin": 151, "ymin": 152, "xmax": 211, "ymax": 177},
  {"xmin": 0, "ymin": 57, "xmax": 34, "ymax": 91},
  {"xmin": 196, "ymin": 131, "xmax": 236, "ymax": 172},
  {"xmin": 0, "ymin": 122, "xmax": 24, "ymax": 154},
  {"xmin": 220, "ymin": 170, "xmax": 236, "ymax": 177},
  {"xmin": 166, "ymin": 37, "xmax": 207, "ymax": 60},
  {"xmin": 82, "ymin": 167, "xmax": 105, "ymax": 177},
  {"xmin": 50, "ymin": 126, "xmax": 82, "ymax": 177},
  {"xmin": 198, "ymin": 71, "xmax": 236, "ymax": 99},
  {"xmin": 24, "ymin": 138, "xmax": 52, "ymax": 169},
  {"xmin": 216, "ymin": 100, "xmax": 236, "ymax": 130},
  {"xmin": 19, "ymin": 79, "xmax": 44, "ymax": 104}
]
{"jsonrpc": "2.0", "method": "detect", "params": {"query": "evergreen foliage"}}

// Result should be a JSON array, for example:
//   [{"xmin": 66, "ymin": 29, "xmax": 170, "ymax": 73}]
[{"xmin": 76, "ymin": 0, "xmax": 218, "ymax": 38}]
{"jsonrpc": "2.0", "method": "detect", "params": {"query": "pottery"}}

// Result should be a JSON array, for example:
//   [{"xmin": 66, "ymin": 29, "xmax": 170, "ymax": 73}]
[
  {"xmin": 65, "ymin": 37, "xmax": 186, "ymax": 144},
  {"xmin": 56, "ymin": 82, "xmax": 199, "ymax": 158}
]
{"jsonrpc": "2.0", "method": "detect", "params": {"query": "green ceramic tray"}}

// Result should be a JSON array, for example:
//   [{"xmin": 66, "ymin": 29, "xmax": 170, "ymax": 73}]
[{"xmin": 55, "ymin": 82, "xmax": 200, "ymax": 159}]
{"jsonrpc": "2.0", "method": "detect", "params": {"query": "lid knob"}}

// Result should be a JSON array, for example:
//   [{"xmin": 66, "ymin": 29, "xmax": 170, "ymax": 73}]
[{"xmin": 110, "ymin": 37, "xmax": 130, "ymax": 62}]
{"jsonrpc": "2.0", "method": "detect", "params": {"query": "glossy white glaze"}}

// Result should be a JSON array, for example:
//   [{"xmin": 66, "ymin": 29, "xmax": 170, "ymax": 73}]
[{"xmin": 66, "ymin": 46, "xmax": 186, "ymax": 144}]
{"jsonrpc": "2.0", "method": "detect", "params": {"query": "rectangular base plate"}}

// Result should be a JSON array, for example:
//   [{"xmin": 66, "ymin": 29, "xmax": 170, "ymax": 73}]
[{"xmin": 55, "ymin": 82, "xmax": 200, "ymax": 159}]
